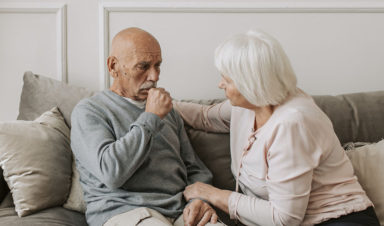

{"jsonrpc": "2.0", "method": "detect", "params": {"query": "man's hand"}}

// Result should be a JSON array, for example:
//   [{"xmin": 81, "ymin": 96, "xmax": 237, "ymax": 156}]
[
  {"xmin": 146, "ymin": 88, "xmax": 173, "ymax": 119},
  {"xmin": 183, "ymin": 199, "xmax": 218, "ymax": 226}
]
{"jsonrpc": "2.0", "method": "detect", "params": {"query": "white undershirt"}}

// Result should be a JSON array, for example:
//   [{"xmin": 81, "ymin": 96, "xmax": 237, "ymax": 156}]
[{"xmin": 123, "ymin": 97, "xmax": 146, "ymax": 109}]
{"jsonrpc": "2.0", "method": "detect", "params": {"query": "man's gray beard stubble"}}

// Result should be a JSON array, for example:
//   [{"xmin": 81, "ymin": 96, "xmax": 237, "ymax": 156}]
[{"xmin": 139, "ymin": 81, "xmax": 157, "ymax": 90}]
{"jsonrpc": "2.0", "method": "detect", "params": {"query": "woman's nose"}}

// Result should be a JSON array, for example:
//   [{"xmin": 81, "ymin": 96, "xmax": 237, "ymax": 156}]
[{"xmin": 218, "ymin": 80, "xmax": 225, "ymax": 89}]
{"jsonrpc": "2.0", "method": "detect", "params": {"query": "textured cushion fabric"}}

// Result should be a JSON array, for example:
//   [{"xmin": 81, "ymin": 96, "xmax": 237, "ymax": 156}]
[
  {"xmin": 0, "ymin": 207, "xmax": 87, "ymax": 226},
  {"xmin": 17, "ymin": 71, "xmax": 95, "ymax": 127},
  {"xmin": 345, "ymin": 140, "xmax": 384, "ymax": 225},
  {"xmin": 0, "ymin": 107, "xmax": 72, "ymax": 217},
  {"xmin": 186, "ymin": 128, "xmax": 234, "ymax": 190},
  {"xmin": 313, "ymin": 91, "xmax": 384, "ymax": 144},
  {"xmin": 178, "ymin": 98, "xmax": 235, "ymax": 191},
  {"xmin": 186, "ymin": 129, "xmax": 237, "ymax": 226},
  {"xmin": 63, "ymin": 157, "xmax": 86, "ymax": 213}
]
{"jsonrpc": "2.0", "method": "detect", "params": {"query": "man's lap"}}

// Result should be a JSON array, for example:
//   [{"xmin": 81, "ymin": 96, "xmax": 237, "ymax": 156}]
[{"xmin": 103, "ymin": 207, "xmax": 226, "ymax": 226}]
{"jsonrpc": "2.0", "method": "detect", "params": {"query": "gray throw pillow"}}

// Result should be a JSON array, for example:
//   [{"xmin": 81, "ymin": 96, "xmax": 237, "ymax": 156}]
[
  {"xmin": 17, "ymin": 71, "xmax": 95, "ymax": 127},
  {"xmin": 0, "ymin": 107, "xmax": 72, "ymax": 217}
]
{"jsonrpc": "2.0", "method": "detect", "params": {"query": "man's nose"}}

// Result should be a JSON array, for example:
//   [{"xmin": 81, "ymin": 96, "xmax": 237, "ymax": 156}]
[{"xmin": 147, "ymin": 68, "xmax": 160, "ymax": 82}]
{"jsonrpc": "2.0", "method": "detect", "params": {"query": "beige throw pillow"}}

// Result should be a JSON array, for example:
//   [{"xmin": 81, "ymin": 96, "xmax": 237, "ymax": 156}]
[
  {"xmin": 63, "ymin": 156, "xmax": 86, "ymax": 213},
  {"xmin": 0, "ymin": 107, "xmax": 72, "ymax": 217},
  {"xmin": 346, "ymin": 140, "xmax": 384, "ymax": 225}
]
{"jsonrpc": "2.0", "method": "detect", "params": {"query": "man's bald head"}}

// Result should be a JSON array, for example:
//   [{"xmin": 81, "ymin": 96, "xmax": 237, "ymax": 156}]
[
  {"xmin": 107, "ymin": 27, "xmax": 162, "ymax": 100},
  {"xmin": 110, "ymin": 27, "xmax": 161, "ymax": 59}
]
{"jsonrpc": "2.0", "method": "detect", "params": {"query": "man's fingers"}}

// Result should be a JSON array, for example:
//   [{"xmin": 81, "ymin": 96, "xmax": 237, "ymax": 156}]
[
  {"xmin": 183, "ymin": 207, "xmax": 190, "ymax": 226},
  {"xmin": 210, "ymin": 212, "xmax": 218, "ymax": 224},
  {"xmin": 153, "ymin": 87, "xmax": 165, "ymax": 92},
  {"xmin": 187, "ymin": 205, "xmax": 200, "ymax": 226},
  {"xmin": 197, "ymin": 211, "xmax": 212, "ymax": 226}
]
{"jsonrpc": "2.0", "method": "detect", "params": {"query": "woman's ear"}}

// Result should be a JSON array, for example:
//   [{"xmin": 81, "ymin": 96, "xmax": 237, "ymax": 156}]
[{"xmin": 107, "ymin": 56, "xmax": 118, "ymax": 78}]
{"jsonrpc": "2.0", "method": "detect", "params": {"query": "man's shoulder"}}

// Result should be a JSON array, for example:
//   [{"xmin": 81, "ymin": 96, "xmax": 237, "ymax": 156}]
[
  {"xmin": 75, "ymin": 90, "xmax": 112, "ymax": 108},
  {"xmin": 72, "ymin": 90, "xmax": 111, "ymax": 117}
]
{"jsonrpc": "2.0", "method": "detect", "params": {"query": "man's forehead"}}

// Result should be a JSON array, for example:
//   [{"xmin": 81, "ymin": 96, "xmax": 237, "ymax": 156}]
[
  {"xmin": 133, "ymin": 49, "xmax": 161, "ymax": 54},
  {"xmin": 131, "ymin": 45, "xmax": 161, "ymax": 53},
  {"xmin": 126, "ymin": 48, "xmax": 162, "ymax": 63}
]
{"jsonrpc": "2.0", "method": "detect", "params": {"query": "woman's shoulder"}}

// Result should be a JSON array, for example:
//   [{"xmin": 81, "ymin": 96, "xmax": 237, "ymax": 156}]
[
  {"xmin": 276, "ymin": 90, "xmax": 330, "ymax": 123},
  {"xmin": 267, "ymin": 95, "xmax": 334, "ymax": 143}
]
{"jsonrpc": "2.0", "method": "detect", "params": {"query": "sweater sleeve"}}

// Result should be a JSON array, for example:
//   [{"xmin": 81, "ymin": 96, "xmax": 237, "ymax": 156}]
[
  {"xmin": 173, "ymin": 100, "xmax": 231, "ymax": 133},
  {"xmin": 229, "ymin": 118, "xmax": 319, "ymax": 226},
  {"xmin": 70, "ymin": 102, "xmax": 164, "ymax": 189},
  {"xmin": 174, "ymin": 110, "xmax": 213, "ymax": 185}
]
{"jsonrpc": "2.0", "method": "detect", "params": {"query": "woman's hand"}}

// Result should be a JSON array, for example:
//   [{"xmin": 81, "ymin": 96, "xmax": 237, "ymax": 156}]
[
  {"xmin": 184, "ymin": 182, "xmax": 233, "ymax": 214},
  {"xmin": 184, "ymin": 182, "xmax": 215, "ymax": 202}
]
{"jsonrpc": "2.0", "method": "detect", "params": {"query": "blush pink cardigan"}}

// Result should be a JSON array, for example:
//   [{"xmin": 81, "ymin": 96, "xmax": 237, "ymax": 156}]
[{"xmin": 174, "ymin": 90, "xmax": 372, "ymax": 226}]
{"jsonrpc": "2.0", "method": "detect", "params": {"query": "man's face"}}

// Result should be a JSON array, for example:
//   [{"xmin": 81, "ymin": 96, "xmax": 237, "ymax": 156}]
[{"xmin": 115, "ymin": 45, "xmax": 162, "ymax": 101}]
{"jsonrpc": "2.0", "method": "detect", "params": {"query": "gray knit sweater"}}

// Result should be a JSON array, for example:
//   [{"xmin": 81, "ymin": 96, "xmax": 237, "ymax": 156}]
[{"xmin": 70, "ymin": 90, "xmax": 212, "ymax": 226}]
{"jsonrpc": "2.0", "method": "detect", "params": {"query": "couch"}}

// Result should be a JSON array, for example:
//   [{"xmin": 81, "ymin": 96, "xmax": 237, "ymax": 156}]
[{"xmin": 0, "ymin": 71, "xmax": 383, "ymax": 226}]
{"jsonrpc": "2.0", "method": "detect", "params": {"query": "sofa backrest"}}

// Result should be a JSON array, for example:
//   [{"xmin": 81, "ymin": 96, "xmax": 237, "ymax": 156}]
[
  {"xmin": 1, "ymin": 71, "xmax": 384, "ymax": 205},
  {"xmin": 313, "ymin": 92, "xmax": 384, "ymax": 144}
]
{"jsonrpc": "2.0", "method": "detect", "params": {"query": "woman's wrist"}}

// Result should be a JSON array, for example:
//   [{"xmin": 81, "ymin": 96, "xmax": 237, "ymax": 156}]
[{"xmin": 209, "ymin": 187, "xmax": 232, "ymax": 213}]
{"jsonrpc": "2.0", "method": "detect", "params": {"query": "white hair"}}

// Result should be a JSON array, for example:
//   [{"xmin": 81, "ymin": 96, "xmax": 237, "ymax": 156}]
[{"xmin": 214, "ymin": 30, "xmax": 297, "ymax": 106}]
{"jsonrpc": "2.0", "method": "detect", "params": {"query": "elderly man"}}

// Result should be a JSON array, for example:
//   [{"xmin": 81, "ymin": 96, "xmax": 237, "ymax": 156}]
[{"xmin": 71, "ymin": 27, "xmax": 222, "ymax": 226}]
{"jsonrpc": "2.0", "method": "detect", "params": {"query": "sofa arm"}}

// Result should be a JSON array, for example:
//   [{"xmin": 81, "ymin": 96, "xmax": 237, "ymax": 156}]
[{"xmin": 0, "ymin": 168, "xmax": 9, "ymax": 203}]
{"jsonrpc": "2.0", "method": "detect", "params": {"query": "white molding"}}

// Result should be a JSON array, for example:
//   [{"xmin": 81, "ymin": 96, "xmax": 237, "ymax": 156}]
[
  {"xmin": 99, "ymin": 3, "xmax": 110, "ymax": 90},
  {"xmin": 99, "ymin": 1, "xmax": 384, "ymax": 89},
  {"xmin": 0, "ymin": 3, "xmax": 67, "ymax": 82}
]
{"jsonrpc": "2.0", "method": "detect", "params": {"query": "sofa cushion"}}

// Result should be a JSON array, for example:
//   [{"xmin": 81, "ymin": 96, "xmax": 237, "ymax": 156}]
[
  {"xmin": 63, "ymin": 157, "xmax": 86, "ymax": 213},
  {"xmin": 0, "ymin": 207, "xmax": 87, "ymax": 226},
  {"xmin": 17, "ymin": 71, "xmax": 95, "ymax": 127},
  {"xmin": 178, "ymin": 99, "xmax": 235, "ymax": 191},
  {"xmin": 187, "ymin": 128, "xmax": 234, "ymax": 191},
  {"xmin": 313, "ymin": 91, "xmax": 384, "ymax": 144},
  {"xmin": 0, "ymin": 107, "xmax": 72, "ymax": 217},
  {"xmin": 345, "ymin": 140, "xmax": 384, "ymax": 225}
]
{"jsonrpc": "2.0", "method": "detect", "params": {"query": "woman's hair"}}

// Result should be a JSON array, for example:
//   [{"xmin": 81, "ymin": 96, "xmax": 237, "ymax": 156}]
[{"xmin": 214, "ymin": 30, "xmax": 297, "ymax": 106}]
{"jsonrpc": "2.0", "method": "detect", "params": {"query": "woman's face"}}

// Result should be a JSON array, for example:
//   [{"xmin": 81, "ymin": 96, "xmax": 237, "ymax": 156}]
[{"xmin": 218, "ymin": 75, "xmax": 255, "ymax": 109}]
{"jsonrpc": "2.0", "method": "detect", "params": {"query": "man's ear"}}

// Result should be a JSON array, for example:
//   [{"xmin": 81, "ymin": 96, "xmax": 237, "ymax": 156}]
[{"xmin": 107, "ymin": 56, "xmax": 118, "ymax": 78}]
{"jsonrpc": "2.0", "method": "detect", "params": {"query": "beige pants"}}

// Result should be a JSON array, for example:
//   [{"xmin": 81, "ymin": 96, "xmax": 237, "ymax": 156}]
[{"xmin": 103, "ymin": 207, "xmax": 226, "ymax": 226}]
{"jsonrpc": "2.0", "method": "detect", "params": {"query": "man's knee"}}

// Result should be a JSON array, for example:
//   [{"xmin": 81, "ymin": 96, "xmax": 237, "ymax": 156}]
[{"xmin": 104, "ymin": 207, "xmax": 172, "ymax": 226}]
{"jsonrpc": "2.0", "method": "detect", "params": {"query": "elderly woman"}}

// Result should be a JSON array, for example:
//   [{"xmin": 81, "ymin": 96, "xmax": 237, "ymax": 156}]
[{"xmin": 174, "ymin": 31, "xmax": 380, "ymax": 226}]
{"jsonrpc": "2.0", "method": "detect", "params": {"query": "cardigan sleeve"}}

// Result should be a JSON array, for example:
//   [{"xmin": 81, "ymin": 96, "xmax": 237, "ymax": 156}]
[
  {"xmin": 229, "ymin": 116, "xmax": 320, "ymax": 226},
  {"xmin": 173, "ymin": 100, "xmax": 231, "ymax": 133}
]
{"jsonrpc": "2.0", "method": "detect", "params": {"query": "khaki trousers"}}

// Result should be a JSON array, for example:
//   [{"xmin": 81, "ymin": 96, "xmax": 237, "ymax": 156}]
[{"xmin": 103, "ymin": 207, "xmax": 226, "ymax": 226}]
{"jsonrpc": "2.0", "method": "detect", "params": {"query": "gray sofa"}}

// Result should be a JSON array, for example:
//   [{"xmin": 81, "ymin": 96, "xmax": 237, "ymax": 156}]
[{"xmin": 0, "ymin": 71, "xmax": 383, "ymax": 226}]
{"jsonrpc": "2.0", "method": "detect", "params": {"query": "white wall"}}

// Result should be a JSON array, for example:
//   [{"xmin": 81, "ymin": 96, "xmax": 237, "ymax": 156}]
[{"xmin": 1, "ymin": 0, "xmax": 384, "ymax": 121}]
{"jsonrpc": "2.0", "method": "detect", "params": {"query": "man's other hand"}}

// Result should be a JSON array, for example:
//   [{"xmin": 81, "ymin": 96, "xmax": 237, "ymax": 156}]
[
  {"xmin": 183, "ymin": 199, "xmax": 218, "ymax": 226},
  {"xmin": 146, "ymin": 88, "xmax": 173, "ymax": 119}
]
